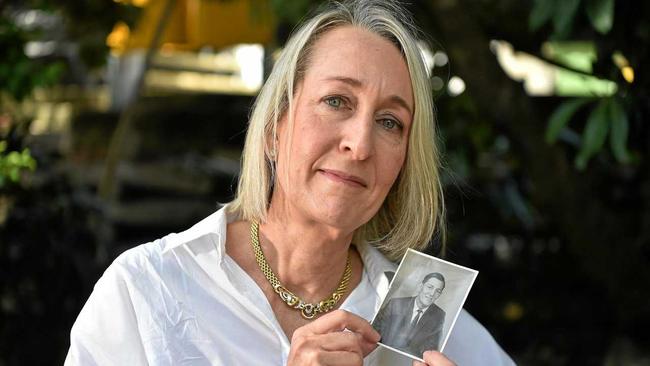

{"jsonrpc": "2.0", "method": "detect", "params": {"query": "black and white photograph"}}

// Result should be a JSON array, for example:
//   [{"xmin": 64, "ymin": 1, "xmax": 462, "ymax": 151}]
[{"xmin": 372, "ymin": 249, "xmax": 478, "ymax": 362}]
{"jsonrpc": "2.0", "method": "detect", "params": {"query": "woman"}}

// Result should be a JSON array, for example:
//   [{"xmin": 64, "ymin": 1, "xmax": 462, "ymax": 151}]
[{"xmin": 66, "ymin": 1, "xmax": 514, "ymax": 365}]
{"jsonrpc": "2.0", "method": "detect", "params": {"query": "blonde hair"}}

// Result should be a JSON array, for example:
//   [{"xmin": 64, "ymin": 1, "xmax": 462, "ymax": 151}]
[{"xmin": 229, "ymin": 0, "xmax": 445, "ymax": 261}]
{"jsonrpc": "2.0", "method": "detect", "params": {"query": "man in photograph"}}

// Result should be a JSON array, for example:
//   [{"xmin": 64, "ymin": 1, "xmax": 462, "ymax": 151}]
[{"xmin": 373, "ymin": 272, "xmax": 447, "ymax": 356}]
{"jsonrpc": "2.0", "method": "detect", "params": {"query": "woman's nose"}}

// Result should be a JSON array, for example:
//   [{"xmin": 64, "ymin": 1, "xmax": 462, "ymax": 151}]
[{"xmin": 339, "ymin": 112, "xmax": 374, "ymax": 160}]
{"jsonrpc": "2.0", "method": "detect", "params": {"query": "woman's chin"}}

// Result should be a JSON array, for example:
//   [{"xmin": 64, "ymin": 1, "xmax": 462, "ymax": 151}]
[{"xmin": 308, "ymin": 203, "xmax": 370, "ymax": 231}]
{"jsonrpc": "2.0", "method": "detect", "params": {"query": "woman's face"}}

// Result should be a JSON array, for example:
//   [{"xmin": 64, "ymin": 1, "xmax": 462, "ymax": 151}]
[{"xmin": 273, "ymin": 25, "xmax": 413, "ymax": 233}]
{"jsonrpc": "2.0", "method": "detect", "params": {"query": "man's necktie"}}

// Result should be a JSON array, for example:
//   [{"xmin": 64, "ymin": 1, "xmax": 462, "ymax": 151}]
[{"xmin": 410, "ymin": 309, "xmax": 423, "ymax": 328}]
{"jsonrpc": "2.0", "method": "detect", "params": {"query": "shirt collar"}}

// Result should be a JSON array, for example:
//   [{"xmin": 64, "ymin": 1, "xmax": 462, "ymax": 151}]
[
  {"xmin": 161, "ymin": 204, "xmax": 231, "ymax": 262},
  {"xmin": 160, "ymin": 204, "xmax": 399, "ymax": 298},
  {"xmin": 413, "ymin": 298, "xmax": 431, "ymax": 314},
  {"xmin": 355, "ymin": 241, "xmax": 397, "ymax": 301}
]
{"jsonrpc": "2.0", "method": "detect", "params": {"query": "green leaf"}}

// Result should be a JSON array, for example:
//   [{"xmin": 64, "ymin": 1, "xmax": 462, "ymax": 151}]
[
  {"xmin": 545, "ymin": 98, "xmax": 591, "ymax": 144},
  {"xmin": 42, "ymin": 62, "xmax": 65, "ymax": 85},
  {"xmin": 530, "ymin": 0, "xmax": 556, "ymax": 31},
  {"xmin": 586, "ymin": 0, "xmax": 614, "ymax": 34},
  {"xmin": 21, "ymin": 149, "xmax": 36, "ymax": 170},
  {"xmin": 552, "ymin": 0, "xmax": 581, "ymax": 39},
  {"xmin": 575, "ymin": 99, "xmax": 610, "ymax": 170},
  {"xmin": 6, "ymin": 152, "xmax": 20, "ymax": 165},
  {"xmin": 609, "ymin": 99, "xmax": 630, "ymax": 163},
  {"xmin": 9, "ymin": 167, "xmax": 20, "ymax": 182}
]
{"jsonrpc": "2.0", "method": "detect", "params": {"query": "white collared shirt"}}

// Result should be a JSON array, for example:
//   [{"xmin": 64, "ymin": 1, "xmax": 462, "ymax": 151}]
[
  {"xmin": 65, "ymin": 206, "xmax": 515, "ymax": 366},
  {"xmin": 411, "ymin": 301, "xmax": 429, "ymax": 324}
]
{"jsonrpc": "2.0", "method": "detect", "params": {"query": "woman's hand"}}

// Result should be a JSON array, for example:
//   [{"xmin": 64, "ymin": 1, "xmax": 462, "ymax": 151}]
[
  {"xmin": 287, "ymin": 310, "xmax": 380, "ymax": 365},
  {"xmin": 413, "ymin": 351, "xmax": 456, "ymax": 366}
]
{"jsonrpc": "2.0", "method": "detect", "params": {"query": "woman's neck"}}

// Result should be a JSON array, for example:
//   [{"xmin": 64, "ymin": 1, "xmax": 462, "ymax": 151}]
[{"xmin": 259, "ymin": 202, "xmax": 355, "ymax": 301}]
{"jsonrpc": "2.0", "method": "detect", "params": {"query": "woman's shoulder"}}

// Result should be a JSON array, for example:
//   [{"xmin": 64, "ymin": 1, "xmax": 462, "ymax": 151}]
[
  {"xmin": 110, "ymin": 205, "xmax": 229, "ymax": 274},
  {"xmin": 445, "ymin": 309, "xmax": 516, "ymax": 366},
  {"xmin": 85, "ymin": 206, "xmax": 229, "ymax": 310},
  {"xmin": 110, "ymin": 238, "xmax": 166, "ymax": 275}
]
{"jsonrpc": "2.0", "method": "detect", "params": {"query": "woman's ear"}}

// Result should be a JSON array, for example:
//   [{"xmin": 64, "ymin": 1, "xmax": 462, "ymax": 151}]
[
  {"xmin": 264, "ymin": 128, "xmax": 279, "ymax": 163},
  {"xmin": 268, "ymin": 109, "xmax": 290, "ymax": 162}
]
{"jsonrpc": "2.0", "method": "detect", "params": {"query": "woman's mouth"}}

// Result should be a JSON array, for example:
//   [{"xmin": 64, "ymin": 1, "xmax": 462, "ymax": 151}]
[{"xmin": 318, "ymin": 169, "xmax": 367, "ymax": 188}]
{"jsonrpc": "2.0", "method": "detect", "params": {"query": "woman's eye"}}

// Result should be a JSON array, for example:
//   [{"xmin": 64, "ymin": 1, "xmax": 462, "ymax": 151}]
[
  {"xmin": 324, "ymin": 96, "xmax": 343, "ymax": 108},
  {"xmin": 380, "ymin": 118, "xmax": 400, "ymax": 130}
]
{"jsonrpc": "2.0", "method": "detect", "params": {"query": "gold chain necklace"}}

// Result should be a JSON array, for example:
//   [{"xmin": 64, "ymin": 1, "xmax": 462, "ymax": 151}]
[{"xmin": 250, "ymin": 221, "xmax": 352, "ymax": 319}]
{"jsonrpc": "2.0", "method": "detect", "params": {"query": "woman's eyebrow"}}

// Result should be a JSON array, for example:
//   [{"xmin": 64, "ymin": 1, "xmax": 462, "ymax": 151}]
[
  {"xmin": 324, "ymin": 76, "xmax": 413, "ymax": 115},
  {"xmin": 387, "ymin": 95, "xmax": 413, "ymax": 116},
  {"xmin": 324, "ymin": 76, "xmax": 363, "ymax": 87}
]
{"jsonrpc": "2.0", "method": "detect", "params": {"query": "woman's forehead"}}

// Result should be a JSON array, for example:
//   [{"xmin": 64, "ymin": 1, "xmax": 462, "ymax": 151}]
[
  {"xmin": 302, "ymin": 26, "xmax": 413, "ymax": 105},
  {"xmin": 306, "ymin": 26, "xmax": 405, "ymax": 74}
]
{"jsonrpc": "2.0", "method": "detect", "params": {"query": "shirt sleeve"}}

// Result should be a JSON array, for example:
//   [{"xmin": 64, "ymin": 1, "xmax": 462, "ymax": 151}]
[
  {"xmin": 65, "ymin": 260, "xmax": 149, "ymax": 366},
  {"xmin": 443, "ymin": 309, "xmax": 516, "ymax": 366}
]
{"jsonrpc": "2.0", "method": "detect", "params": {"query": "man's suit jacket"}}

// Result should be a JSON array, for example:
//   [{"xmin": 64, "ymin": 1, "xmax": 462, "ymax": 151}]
[{"xmin": 373, "ymin": 296, "xmax": 446, "ymax": 356}]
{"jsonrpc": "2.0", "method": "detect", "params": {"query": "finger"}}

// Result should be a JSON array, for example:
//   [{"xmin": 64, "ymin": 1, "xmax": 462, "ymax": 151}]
[
  {"xmin": 337, "ymin": 331, "xmax": 378, "ymax": 356},
  {"xmin": 412, "ymin": 361, "xmax": 428, "ymax": 366},
  {"xmin": 299, "ymin": 310, "xmax": 380, "ymax": 343},
  {"xmin": 316, "ymin": 350, "xmax": 363, "ymax": 366},
  {"xmin": 316, "ymin": 332, "xmax": 363, "ymax": 355},
  {"xmin": 296, "ymin": 331, "xmax": 376, "ymax": 357},
  {"xmin": 357, "ymin": 333, "xmax": 379, "ymax": 356},
  {"xmin": 288, "ymin": 333, "xmax": 369, "ymax": 365},
  {"xmin": 421, "ymin": 351, "xmax": 456, "ymax": 366}
]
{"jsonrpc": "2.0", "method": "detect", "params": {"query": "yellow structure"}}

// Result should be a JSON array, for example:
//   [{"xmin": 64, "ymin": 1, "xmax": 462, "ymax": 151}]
[
  {"xmin": 107, "ymin": 0, "xmax": 277, "ymax": 96},
  {"xmin": 109, "ymin": 0, "xmax": 276, "ymax": 54}
]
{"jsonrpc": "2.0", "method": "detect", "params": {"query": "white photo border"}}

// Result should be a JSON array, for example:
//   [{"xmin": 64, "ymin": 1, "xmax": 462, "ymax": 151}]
[{"xmin": 371, "ymin": 248, "xmax": 479, "ymax": 362}]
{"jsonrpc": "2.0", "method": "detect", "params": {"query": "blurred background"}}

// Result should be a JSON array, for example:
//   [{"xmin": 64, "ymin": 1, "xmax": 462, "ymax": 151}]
[{"xmin": 1, "ymin": 0, "xmax": 648, "ymax": 364}]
